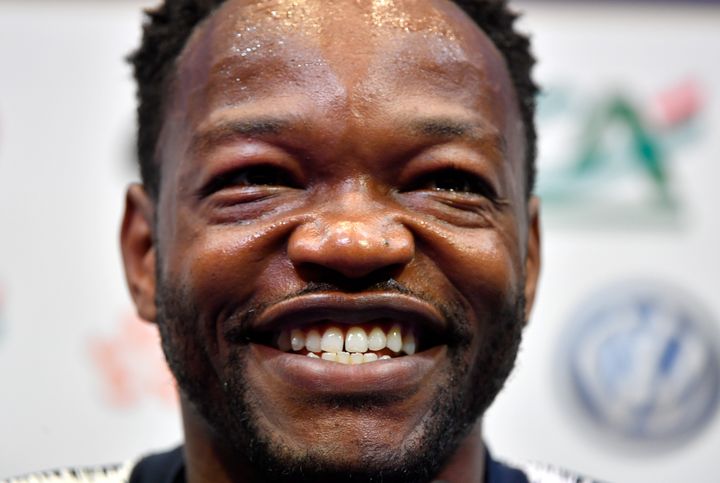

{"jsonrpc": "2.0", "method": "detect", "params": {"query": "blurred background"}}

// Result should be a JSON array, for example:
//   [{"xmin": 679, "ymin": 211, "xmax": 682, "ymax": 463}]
[{"xmin": 0, "ymin": 1, "xmax": 718, "ymax": 481}]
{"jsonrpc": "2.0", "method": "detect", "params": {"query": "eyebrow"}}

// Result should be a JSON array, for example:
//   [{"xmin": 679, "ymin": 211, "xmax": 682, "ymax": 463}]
[
  {"xmin": 416, "ymin": 118, "xmax": 472, "ymax": 138},
  {"xmin": 409, "ymin": 117, "xmax": 506, "ymax": 153},
  {"xmin": 189, "ymin": 115, "xmax": 507, "ymax": 160},
  {"xmin": 190, "ymin": 117, "xmax": 290, "ymax": 156}
]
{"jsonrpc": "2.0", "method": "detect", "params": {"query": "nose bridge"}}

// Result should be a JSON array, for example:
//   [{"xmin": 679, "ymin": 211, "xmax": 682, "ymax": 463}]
[
  {"xmin": 288, "ymin": 186, "xmax": 414, "ymax": 279},
  {"xmin": 330, "ymin": 186, "xmax": 381, "ymax": 223}
]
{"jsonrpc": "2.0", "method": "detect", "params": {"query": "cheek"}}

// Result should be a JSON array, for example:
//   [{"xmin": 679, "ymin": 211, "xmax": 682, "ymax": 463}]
[
  {"xmin": 414, "ymin": 224, "xmax": 524, "ymax": 368},
  {"xmin": 169, "ymin": 230, "xmax": 279, "ymax": 308},
  {"xmin": 160, "ymin": 216, "xmax": 305, "ymax": 335},
  {"xmin": 169, "ymin": 232, "xmax": 257, "ymax": 299},
  {"xmin": 415, "ymin": 229, "xmax": 522, "ymax": 373},
  {"xmin": 428, "ymin": 229, "xmax": 521, "ymax": 306}
]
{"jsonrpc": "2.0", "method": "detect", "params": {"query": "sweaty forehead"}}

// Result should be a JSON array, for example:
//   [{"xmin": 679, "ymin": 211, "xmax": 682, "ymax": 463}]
[
  {"xmin": 207, "ymin": 0, "xmax": 463, "ymax": 43},
  {"xmin": 175, "ymin": 0, "xmax": 513, "ymax": 101}
]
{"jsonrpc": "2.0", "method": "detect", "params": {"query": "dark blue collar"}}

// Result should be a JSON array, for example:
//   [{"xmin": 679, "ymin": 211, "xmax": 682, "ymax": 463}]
[
  {"xmin": 129, "ymin": 445, "xmax": 529, "ymax": 483},
  {"xmin": 485, "ymin": 448, "xmax": 529, "ymax": 483}
]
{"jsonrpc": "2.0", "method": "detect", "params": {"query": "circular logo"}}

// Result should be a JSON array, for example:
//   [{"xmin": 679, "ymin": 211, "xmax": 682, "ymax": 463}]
[{"xmin": 559, "ymin": 281, "xmax": 720, "ymax": 446}]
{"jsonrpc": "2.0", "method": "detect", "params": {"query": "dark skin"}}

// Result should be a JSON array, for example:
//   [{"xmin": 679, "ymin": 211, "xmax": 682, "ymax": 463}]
[{"xmin": 121, "ymin": 1, "xmax": 540, "ymax": 482}]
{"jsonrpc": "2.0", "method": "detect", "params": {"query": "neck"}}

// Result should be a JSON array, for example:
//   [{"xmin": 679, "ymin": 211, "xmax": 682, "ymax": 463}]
[{"xmin": 182, "ymin": 396, "xmax": 486, "ymax": 483}]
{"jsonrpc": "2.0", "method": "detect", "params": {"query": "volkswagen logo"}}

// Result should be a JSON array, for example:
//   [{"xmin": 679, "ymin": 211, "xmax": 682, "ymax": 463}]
[{"xmin": 559, "ymin": 281, "xmax": 720, "ymax": 446}]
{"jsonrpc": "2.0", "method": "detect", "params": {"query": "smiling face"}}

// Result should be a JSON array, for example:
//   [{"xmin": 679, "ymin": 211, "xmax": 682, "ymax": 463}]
[{"xmin": 121, "ymin": 0, "xmax": 540, "ymax": 481}]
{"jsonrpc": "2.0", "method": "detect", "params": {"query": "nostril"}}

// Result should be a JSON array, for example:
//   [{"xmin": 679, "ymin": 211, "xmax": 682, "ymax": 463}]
[{"xmin": 294, "ymin": 263, "xmax": 408, "ymax": 291}]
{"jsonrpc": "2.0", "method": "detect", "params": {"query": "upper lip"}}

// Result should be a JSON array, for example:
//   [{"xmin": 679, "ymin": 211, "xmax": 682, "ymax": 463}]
[{"xmin": 247, "ymin": 292, "xmax": 448, "ymax": 336}]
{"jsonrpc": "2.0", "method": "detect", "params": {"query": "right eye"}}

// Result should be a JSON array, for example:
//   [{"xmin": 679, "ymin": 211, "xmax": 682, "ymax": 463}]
[{"xmin": 202, "ymin": 165, "xmax": 298, "ymax": 196}]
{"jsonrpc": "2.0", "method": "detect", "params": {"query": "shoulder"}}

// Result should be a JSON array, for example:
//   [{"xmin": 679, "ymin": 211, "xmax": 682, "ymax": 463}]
[
  {"xmin": 3, "ymin": 446, "xmax": 184, "ymax": 483},
  {"xmin": 486, "ymin": 451, "xmax": 599, "ymax": 483},
  {"xmin": 127, "ymin": 446, "xmax": 184, "ymax": 483},
  {"xmin": 2, "ymin": 461, "xmax": 135, "ymax": 483},
  {"xmin": 511, "ymin": 460, "xmax": 600, "ymax": 483}
]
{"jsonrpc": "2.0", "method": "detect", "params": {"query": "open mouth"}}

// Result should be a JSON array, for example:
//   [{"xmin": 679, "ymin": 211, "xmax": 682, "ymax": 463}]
[
  {"xmin": 272, "ymin": 321, "xmax": 420, "ymax": 364},
  {"xmin": 241, "ymin": 293, "xmax": 447, "ymax": 366}
]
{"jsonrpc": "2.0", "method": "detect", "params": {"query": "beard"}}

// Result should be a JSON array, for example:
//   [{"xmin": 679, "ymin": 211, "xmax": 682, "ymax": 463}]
[{"xmin": 156, "ymin": 276, "xmax": 524, "ymax": 483}]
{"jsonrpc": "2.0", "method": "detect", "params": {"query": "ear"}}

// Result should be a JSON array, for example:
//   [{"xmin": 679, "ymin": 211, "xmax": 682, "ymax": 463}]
[
  {"xmin": 523, "ymin": 196, "xmax": 541, "ymax": 324},
  {"xmin": 120, "ymin": 183, "xmax": 157, "ymax": 323}
]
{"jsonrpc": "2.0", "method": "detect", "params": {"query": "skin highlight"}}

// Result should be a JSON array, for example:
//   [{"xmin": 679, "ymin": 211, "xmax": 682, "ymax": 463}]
[{"xmin": 121, "ymin": 1, "xmax": 541, "ymax": 482}]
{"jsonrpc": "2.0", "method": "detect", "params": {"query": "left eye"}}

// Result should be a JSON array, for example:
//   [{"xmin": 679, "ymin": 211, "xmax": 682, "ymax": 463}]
[{"xmin": 415, "ymin": 169, "xmax": 495, "ymax": 198}]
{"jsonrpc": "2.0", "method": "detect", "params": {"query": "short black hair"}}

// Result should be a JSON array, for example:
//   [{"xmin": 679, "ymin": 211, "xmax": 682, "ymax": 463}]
[{"xmin": 129, "ymin": 0, "xmax": 538, "ymax": 198}]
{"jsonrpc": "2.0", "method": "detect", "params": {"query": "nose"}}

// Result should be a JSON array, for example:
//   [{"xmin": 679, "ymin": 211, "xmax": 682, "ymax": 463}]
[{"xmin": 288, "ymin": 194, "xmax": 414, "ymax": 280}]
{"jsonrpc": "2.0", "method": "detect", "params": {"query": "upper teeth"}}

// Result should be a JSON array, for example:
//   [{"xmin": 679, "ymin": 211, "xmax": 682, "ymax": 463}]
[
  {"xmin": 322, "ymin": 327, "xmax": 344, "ymax": 353},
  {"xmin": 345, "ymin": 327, "xmax": 368, "ymax": 353},
  {"xmin": 277, "ymin": 324, "xmax": 417, "ymax": 362}
]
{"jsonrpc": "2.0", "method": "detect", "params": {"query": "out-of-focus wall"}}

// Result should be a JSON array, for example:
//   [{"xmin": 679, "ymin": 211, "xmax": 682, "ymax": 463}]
[
  {"xmin": 486, "ymin": 3, "xmax": 720, "ymax": 482},
  {"xmin": 0, "ymin": 1, "xmax": 718, "ymax": 482},
  {"xmin": 0, "ymin": 0, "xmax": 182, "ymax": 475}
]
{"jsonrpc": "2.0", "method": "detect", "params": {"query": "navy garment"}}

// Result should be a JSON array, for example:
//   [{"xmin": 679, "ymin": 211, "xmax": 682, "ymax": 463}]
[
  {"xmin": 128, "ymin": 445, "xmax": 529, "ymax": 483},
  {"xmin": 485, "ymin": 450, "xmax": 530, "ymax": 483},
  {"xmin": 128, "ymin": 446, "xmax": 185, "ymax": 483}
]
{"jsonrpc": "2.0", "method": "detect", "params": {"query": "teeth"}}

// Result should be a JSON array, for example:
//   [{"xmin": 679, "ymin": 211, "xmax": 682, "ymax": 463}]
[
  {"xmin": 363, "ymin": 353, "xmax": 378, "ymax": 363},
  {"xmin": 313, "ymin": 352, "xmax": 391, "ymax": 364},
  {"xmin": 386, "ymin": 324, "xmax": 403, "ymax": 353},
  {"xmin": 321, "ymin": 327, "xmax": 344, "ymax": 353},
  {"xmin": 337, "ymin": 351, "xmax": 351, "ymax": 365},
  {"xmin": 290, "ymin": 329, "xmax": 305, "ymax": 351},
  {"xmin": 402, "ymin": 331, "xmax": 416, "ymax": 355},
  {"xmin": 279, "ymin": 324, "xmax": 421, "ymax": 360},
  {"xmin": 367, "ymin": 327, "xmax": 387, "ymax": 351},
  {"xmin": 321, "ymin": 352, "xmax": 338, "ymax": 362},
  {"xmin": 345, "ymin": 327, "xmax": 368, "ymax": 353},
  {"xmin": 305, "ymin": 329, "xmax": 322, "ymax": 353}
]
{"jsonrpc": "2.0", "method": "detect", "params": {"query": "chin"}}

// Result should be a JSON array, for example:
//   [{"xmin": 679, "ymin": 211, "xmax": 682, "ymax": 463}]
[{"xmin": 158, "ymin": 279, "xmax": 525, "ymax": 483}]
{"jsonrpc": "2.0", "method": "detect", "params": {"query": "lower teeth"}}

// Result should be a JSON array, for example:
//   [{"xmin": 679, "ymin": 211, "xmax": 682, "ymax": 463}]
[{"xmin": 309, "ymin": 351, "xmax": 391, "ymax": 364}]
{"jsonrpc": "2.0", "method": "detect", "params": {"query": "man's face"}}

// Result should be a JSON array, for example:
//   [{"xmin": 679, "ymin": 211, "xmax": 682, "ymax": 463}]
[{"xmin": 123, "ymin": 0, "xmax": 540, "ymax": 481}]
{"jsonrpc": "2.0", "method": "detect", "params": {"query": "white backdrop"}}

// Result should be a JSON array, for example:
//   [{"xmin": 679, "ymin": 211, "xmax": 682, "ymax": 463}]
[{"xmin": 0, "ymin": 2, "xmax": 718, "ymax": 482}]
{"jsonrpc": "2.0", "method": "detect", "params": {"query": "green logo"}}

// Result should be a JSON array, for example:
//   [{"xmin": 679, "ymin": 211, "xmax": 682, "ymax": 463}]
[{"xmin": 537, "ymin": 80, "xmax": 702, "ymax": 228}]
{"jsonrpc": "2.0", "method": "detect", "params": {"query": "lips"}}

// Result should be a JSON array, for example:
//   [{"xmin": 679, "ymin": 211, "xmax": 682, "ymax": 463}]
[
  {"xmin": 237, "ymin": 292, "xmax": 447, "ymax": 356},
  {"xmin": 226, "ymin": 292, "xmax": 451, "ymax": 393},
  {"xmin": 249, "ymin": 292, "xmax": 448, "ymax": 334},
  {"xmin": 249, "ymin": 343, "xmax": 447, "ymax": 395}
]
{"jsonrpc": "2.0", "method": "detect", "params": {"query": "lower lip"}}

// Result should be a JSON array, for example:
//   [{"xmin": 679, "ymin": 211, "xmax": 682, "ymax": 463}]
[{"xmin": 249, "ymin": 344, "xmax": 447, "ymax": 395}]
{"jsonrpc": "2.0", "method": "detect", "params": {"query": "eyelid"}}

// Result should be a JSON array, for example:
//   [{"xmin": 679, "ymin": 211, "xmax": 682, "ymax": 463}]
[
  {"xmin": 407, "ymin": 168, "xmax": 500, "ymax": 200},
  {"xmin": 198, "ymin": 163, "xmax": 300, "ymax": 199}
]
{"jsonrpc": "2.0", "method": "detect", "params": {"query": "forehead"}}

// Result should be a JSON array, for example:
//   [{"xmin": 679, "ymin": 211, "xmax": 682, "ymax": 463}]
[
  {"xmin": 175, "ymin": 0, "xmax": 516, "ymax": 114},
  {"xmin": 193, "ymin": 0, "xmax": 483, "ymax": 53}
]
